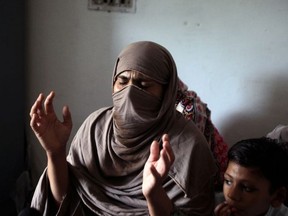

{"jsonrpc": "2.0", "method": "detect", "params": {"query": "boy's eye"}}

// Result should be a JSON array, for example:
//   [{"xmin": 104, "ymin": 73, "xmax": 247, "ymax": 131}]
[
  {"xmin": 242, "ymin": 185, "xmax": 257, "ymax": 193},
  {"xmin": 224, "ymin": 179, "xmax": 232, "ymax": 186}
]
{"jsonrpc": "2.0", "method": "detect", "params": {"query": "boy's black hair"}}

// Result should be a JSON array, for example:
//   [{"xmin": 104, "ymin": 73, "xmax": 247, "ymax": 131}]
[{"xmin": 228, "ymin": 137, "xmax": 288, "ymax": 194}]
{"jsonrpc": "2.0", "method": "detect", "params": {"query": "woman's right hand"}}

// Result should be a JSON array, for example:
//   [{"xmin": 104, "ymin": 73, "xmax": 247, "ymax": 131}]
[{"xmin": 30, "ymin": 91, "xmax": 72, "ymax": 155}]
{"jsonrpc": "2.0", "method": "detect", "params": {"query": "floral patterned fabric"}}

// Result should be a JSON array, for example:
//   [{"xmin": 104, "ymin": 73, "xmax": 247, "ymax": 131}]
[{"xmin": 175, "ymin": 79, "xmax": 228, "ymax": 188}]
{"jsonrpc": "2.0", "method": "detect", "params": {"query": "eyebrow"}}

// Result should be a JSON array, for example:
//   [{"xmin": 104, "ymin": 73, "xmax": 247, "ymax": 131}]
[
  {"xmin": 224, "ymin": 172, "xmax": 259, "ymax": 185},
  {"xmin": 135, "ymin": 73, "xmax": 151, "ymax": 80},
  {"xmin": 223, "ymin": 173, "xmax": 235, "ymax": 180},
  {"xmin": 117, "ymin": 73, "xmax": 154, "ymax": 82},
  {"xmin": 117, "ymin": 74, "xmax": 129, "ymax": 79},
  {"xmin": 224, "ymin": 173, "xmax": 232, "ymax": 178}
]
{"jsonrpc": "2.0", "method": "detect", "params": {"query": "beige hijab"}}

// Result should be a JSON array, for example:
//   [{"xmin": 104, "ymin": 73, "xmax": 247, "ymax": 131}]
[{"xmin": 70, "ymin": 41, "xmax": 180, "ymax": 186}]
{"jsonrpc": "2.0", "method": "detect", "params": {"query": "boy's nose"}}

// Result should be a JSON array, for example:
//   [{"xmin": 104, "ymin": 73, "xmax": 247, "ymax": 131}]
[{"xmin": 227, "ymin": 186, "xmax": 241, "ymax": 201}]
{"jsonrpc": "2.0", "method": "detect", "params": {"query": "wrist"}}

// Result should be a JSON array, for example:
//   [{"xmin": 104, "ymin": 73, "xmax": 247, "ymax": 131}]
[
  {"xmin": 46, "ymin": 147, "xmax": 67, "ymax": 161},
  {"xmin": 145, "ymin": 187, "xmax": 173, "ymax": 216}
]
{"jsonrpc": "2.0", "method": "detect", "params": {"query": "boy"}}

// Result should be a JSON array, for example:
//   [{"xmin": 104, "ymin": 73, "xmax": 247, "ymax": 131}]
[{"xmin": 214, "ymin": 137, "xmax": 288, "ymax": 216}]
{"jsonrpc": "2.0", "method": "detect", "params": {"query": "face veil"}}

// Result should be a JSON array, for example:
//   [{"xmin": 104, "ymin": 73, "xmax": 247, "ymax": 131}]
[
  {"xmin": 112, "ymin": 85, "xmax": 162, "ymax": 147},
  {"xmin": 111, "ymin": 41, "xmax": 178, "ymax": 147}
]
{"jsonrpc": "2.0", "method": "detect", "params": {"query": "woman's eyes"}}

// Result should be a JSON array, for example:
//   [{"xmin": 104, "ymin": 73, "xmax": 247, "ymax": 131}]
[
  {"xmin": 117, "ymin": 78, "xmax": 152, "ymax": 89},
  {"xmin": 117, "ymin": 78, "xmax": 129, "ymax": 85}
]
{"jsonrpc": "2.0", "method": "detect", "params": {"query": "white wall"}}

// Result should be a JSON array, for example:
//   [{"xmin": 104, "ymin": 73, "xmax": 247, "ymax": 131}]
[{"xmin": 26, "ymin": 0, "xmax": 288, "ymax": 184}]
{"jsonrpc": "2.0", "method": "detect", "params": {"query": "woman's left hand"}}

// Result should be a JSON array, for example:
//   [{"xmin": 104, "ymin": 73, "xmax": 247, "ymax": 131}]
[
  {"xmin": 142, "ymin": 134, "xmax": 175, "ymax": 216},
  {"xmin": 143, "ymin": 134, "xmax": 175, "ymax": 196}
]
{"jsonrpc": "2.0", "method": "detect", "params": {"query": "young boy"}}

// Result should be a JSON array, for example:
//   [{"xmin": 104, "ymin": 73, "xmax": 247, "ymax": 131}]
[{"xmin": 214, "ymin": 137, "xmax": 288, "ymax": 216}]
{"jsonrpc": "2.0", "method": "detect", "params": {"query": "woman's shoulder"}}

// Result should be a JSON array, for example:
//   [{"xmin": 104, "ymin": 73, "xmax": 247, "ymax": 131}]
[
  {"xmin": 74, "ymin": 106, "xmax": 113, "ymax": 135},
  {"xmin": 84, "ymin": 106, "xmax": 113, "ymax": 123},
  {"xmin": 173, "ymin": 112, "xmax": 208, "ymax": 143}
]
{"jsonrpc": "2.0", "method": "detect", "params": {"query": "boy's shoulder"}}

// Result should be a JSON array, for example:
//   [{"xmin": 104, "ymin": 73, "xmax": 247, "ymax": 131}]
[{"xmin": 265, "ymin": 204, "xmax": 288, "ymax": 216}]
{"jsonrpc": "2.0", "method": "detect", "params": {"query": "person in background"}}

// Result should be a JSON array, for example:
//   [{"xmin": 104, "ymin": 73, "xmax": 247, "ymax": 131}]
[
  {"xmin": 29, "ymin": 41, "xmax": 217, "ymax": 215},
  {"xmin": 214, "ymin": 137, "xmax": 288, "ymax": 216}
]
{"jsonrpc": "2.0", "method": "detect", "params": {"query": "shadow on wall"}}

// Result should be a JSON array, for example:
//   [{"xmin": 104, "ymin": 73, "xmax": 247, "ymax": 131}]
[{"xmin": 220, "ymin": 72, "xmax": 288, "ymax": 146}]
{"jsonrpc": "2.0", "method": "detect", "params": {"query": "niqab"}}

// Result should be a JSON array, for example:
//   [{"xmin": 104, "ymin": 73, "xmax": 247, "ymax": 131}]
[{"xmin": 112, "ymin": 41, "xmax": 178, "ymax": 147}]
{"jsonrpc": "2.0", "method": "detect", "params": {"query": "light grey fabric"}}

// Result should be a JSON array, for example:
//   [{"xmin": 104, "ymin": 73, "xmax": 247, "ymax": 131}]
[
  {"xmin": 267, "ymin": 125, "xmax": 288, "ymax": 142},
  {"xmin": 265, "ymin": 204, "xmax": 288, "ymax": 216}
]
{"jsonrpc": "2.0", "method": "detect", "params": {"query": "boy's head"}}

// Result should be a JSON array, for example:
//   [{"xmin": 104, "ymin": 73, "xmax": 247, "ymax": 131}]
[{"xmin": 223, "ymin": 137, "xmax": 288, "ymax": 216}]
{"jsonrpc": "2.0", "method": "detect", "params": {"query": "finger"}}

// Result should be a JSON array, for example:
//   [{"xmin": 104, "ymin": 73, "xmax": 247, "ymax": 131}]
[
  {"xmin": 162, "ymin": 134, "xmax": 169, "ymax": 142},
  {"xmin": 44, "ymin": 91, "xmax": 56, "ymax": 114},
  {"xmin": 30, "ymin": 113, "xmax": 40, "ymax": 132},
  {"xmin": 149, "ymin": 164, "xmax": 161, "ymax": 179},
  {"xmin": 30, "ymin": 93, "xmax": 44, "ymax": 117},
  {"xmin": 162, "ymin": 134, "xmax": 175, "ymax": 164},
  {"xmin": 214, "ymin": 202, "xmax": 231, "ymax": 216},
  {"xmin": 148, "ymin": 140, "xmax": 160, "ymax": 162},
  {"xmin": 159, "ymin": 148, "xmax": 171, "ymax": 172},
  {"xmin": 156, "ymin": 143, "xmax": 173, "ymax": 178},
  {"xmin": 37, "ymin": 107, "xmax": 45, "ymax": 117},
  {"xmin": 214, "ymin": 202, "xmax": 225, "ymax": 214},
  {"xmin": 62, "ymin": 105, "xmax": 72, "ymax": 128}
]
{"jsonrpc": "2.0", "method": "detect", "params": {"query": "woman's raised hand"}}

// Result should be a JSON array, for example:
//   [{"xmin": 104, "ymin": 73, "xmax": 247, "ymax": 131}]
[
  {"xmin": 30, "ymin": 91, "xmax": 72, "ymax": 155},
  {"xmin": 143, "ymin": 134, "xmax": 175, "ymax": 196},
  {"xmin": 142, "ymin": 134, "xmax": 175, "ymax": 215}
]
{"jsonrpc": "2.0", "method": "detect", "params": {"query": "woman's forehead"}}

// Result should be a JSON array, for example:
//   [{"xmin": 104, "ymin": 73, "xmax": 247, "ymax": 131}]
[
  {"xmin": 117, "ymin": 71, "xmax": 152, "ymax": 80},
  {"xmin": 115, "ymin": 42, "xmax": 173, "ymax": 84}
]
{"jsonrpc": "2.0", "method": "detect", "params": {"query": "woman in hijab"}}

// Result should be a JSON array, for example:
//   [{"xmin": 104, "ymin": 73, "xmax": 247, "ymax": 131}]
[{"xmin": 29, "ymin": 41, "xmax": 217, "ymax": 215}]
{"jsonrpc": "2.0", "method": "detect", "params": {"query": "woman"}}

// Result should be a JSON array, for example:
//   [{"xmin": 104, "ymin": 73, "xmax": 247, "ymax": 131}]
[{"xmin": 30, "ymin": 41, "xmax": 217, "ymax": 215}]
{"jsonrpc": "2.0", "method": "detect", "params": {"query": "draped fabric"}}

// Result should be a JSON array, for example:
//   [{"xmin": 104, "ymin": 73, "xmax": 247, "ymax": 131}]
[
  {"xmin": 31, "ymin": 41, "xmax": 217, "ymax": 215},
  {"xmin": 175, "ymin": 78, "xmax": 229, "ymax": 188}
]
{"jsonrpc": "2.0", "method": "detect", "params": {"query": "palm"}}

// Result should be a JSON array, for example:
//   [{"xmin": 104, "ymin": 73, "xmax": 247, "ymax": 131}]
[
  {"xmin": 142, "ymin": 134, "xmax": 174, "ymax": 197},
  {"xmin": 144, "ymin": 152, "xmax": 167, "ymax": 181}
]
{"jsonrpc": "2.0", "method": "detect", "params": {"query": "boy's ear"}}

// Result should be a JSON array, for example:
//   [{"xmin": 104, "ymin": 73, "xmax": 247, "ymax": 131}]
[{"xmin": 271, "ymin": 187, "xmax": 287, "ymax": 208}]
